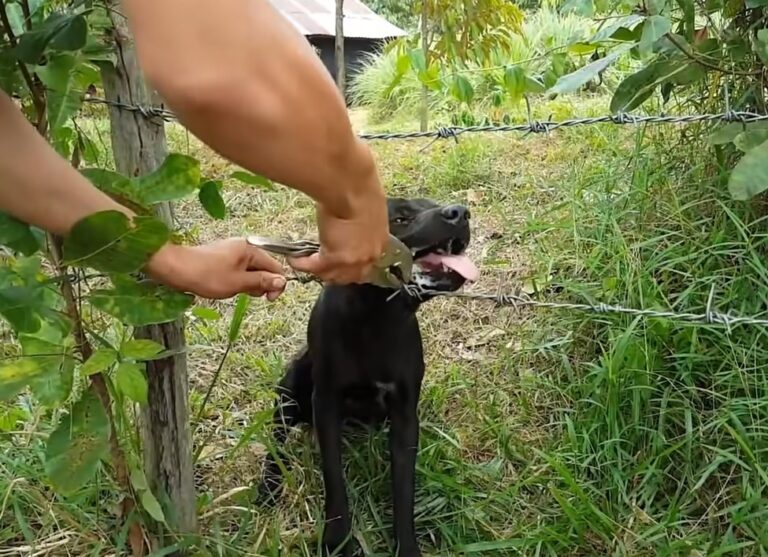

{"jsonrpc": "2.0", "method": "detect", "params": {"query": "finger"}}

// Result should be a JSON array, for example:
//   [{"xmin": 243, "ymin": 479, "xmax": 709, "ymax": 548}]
[
  {"xmin": 244, "ymin": 244, "xmax": 285, "ymax": 275},
  {"xmin": 287, "ymin": 253, "xmax": 330, "ymax": 275},
  {"xmin": 266, "ymin": 289, "xmax": 282, "ymax": 301},
  {"xmin": 238, "ymin": 271, "xmax": 286, "ymax": 296}
]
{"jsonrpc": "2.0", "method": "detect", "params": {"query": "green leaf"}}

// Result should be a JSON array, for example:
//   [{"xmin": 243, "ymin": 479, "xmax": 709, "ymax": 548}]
[
  {"xmin": 421, "ymin": 65, "xmax": 442, "ymax": 91},
  {"xmin": 524, "ymin": 76, "xmax": 546, "ymax": 94},
  {"xmin": 20, "ymin": 336, "xmax": 74, "ymax": 407},
  {"xmin": 647, "ymin": 0, "xmax": 667, "ymax": 13},
  {"xmin": 548, "ymin": 44, "xmax": 633, "ymax": 96},
  {"xmin": 729, "ymin": 139, "xmax": 768, "ymax": 200},
  {"xmin": 450, "ymin": 75, "xmax": 474, "ymax": 104},
  {"xmin": 755, "ymin": 29, "xmax": 768, "ymax": 66},
  {"xmin": 49, "ymin": 14, "xmax": 88, "ymax": 51},
  {"xmin": 230, "ymin": 171, "xmax": 275, "ymax": 191},
  {"xmin": 0, "ymin": 358, "xmax": 45, "ymax": 401},
  {"xmin": 130, "ymin": 467, "xmax": 149, "ymax": 491},
  {"xmin": 395, "ymin": 53, "xmax": 411, "ymax": 75},
  {"xmin": 63, "ymin": 211, "xmax": 170, "ymax": 274},
  {"xmin": 134, "ymin": 154, "xmax": 201, "ymax": 205},
  {"xmin": 121, "ymin": 339, "xmax": 165, "ymax": 360},
  {"xmin": 0, "ymin": 286, "xmax": 43, "ymax": 334},
  {"xmin": 408, "ymin": 48, "xmax": 427, "ymax": 74},
  {"xmin": 734, "ymin": 130, "xmax": 768, "ymax": 152},
  {"xmin": 198, "ymin": 180, "xmax": 226, "ymax": 220},
  {"xmin": 503, "ymin": 66, "xmax": 526, "ymax": 101},
  {"xmin": 89, "ymin": 277, "xmax": 194, "ymax": 326},
  {"xmin": 5, "ymin": 2, "xmax": 24, "ymax": 36},
  {"xmin": 140, "ymin": 489, "xmax": 166, "ymax": 523},
  {"xmin": 561, "ymin": 0, "xmax": 594, "ymax": 16},
  {"xmin": 610, "ymin": 63, "xmax": 659, "ymax": 113},
  {"xmin": 707, "ymin": 121, "xmax": 768, "ymax": 145},
  {"xmin": 15, "ymin": 13, "xmax": 88, "ymax": 64},
  {"xmin": 44, "ymin": 390, "xmax": 110, "ymax": 495},
  {"xmin": 36, "ymin": 53, "xmax": 83, "ymax": 132},
  {"xmin": 747, "ymin": 0, "xmax": 768, "ymax": 7},
  {"xmin": 0, "ymin": 49, "xmax": 22, "ymax": 95},
  {"xmin": 115, "ymin": 362, "xmax": 148, "ymax": 404},
  {"xmin": 589, "ymin": 14, "xmax": 644, "ymax": 43},
  {"xmin": 228, "ymin": 293, "xmax": 251, "ymax": 344},
  {"xmin": 640, "ymin": 16, "xmax": 671, "ymax": 57},
  {"xmin": 0, "ymin": 213, "xmax": 39, "ymax": 255},
  {"xmin": 80, "ymin": 168, "xmax": 142, "ymax": 208},
  {"xmin": 192, "ymin": 307, "xmax": 221, "ymax": 320},
  {"xmin": 81, "ymin": 348, "xmax": 118, "ymax": 376}
]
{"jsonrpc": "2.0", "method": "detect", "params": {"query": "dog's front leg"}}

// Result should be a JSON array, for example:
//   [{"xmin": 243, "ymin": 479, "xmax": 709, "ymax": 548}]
[
  {"xmin": 389, "ymin": 383, "xmax": 421, "ymax": 557},
  {"xmin": 313, "ymin": 384, "xmax": 353, "ymax": 556}
]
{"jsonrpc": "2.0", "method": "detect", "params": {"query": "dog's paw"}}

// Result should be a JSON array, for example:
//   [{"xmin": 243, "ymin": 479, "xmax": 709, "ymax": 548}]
[{"xmin": 322, "ymin": 520, "xmax": 354, "ymax": 557}]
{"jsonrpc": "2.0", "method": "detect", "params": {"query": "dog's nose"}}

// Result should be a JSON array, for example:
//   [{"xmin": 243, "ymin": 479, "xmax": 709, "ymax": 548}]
[{"xmin": 440, "ymin": 204, "xmax": 470, "ymax": 224}]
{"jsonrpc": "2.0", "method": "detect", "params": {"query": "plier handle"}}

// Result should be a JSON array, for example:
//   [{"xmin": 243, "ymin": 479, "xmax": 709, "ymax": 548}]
[{"xmin": 246, "ymin": 234, "xmax": 412, "ymax": 289}]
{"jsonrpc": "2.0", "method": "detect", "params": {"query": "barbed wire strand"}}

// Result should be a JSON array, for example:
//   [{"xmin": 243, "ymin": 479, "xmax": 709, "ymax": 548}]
[
  {"xmin": 82, "ymin": 96, "xmax": 768, "ymax": 141},
  {"xmin": 79, "ymin": 96, "xmax": 768, "ymax": 330},
  {"xmin": 283, "ymin": 275, "xmax": 768, "ymax": 330}
]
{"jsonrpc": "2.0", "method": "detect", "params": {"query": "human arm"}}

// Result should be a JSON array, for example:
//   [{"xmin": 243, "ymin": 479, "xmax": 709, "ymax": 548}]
[
  {"xmin": 121, "ymin": 0, "xmax": 389, "ymax": 284},
  {"xmin": 0, "ymin": 91, "xmax": 285, "ymax": 300}
]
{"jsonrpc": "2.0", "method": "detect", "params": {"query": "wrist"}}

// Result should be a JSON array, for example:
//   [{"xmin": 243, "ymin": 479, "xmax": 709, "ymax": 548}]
[
  {"xmin": 323, "ymin": 140, "xmax": 385, "ymax": 220},
  {"xmin": 145, "ymin": 242, "xmax": 188, "ymax": 290}
]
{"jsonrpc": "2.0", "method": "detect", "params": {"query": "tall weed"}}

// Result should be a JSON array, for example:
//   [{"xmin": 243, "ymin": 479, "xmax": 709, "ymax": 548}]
[{"xmin": 525, "ymin": 125, "xmax": 768, "ymax": 554}]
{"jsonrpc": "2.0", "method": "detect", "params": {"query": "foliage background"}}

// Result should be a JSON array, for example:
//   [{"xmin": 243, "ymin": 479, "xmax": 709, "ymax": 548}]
[{"xmin": 2, "ymin": 0, "xmax": 768, "ymax": 554}]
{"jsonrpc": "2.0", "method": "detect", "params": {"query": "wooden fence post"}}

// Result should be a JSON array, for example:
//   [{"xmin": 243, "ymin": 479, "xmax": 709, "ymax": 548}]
[
  {"xmin": 335, "ymin": 0, "xmax": 346, "ymax": 96},
  {"xmin": 101, "ymin": 8, "xmax": 198, "ymax": 543}
]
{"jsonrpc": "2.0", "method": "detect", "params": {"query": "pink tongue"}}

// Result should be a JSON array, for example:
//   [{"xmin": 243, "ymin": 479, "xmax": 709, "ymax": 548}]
[{"xmin": 418, "ymin": 253, "xmax": 480, "ymax": 282}]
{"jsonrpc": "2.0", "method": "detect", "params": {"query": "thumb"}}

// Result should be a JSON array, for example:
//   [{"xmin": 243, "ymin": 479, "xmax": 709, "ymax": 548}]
[
  {"xmin": 287, "ymin": 253, "xmax": 328, "ymax": 275},
  {"xmin": 238, "ymin": 270, "xmax": 286, "ymax": 296}
]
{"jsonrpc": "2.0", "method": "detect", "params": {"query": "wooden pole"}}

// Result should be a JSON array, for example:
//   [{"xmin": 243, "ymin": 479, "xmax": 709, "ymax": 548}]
[
  {"xmin": 420, "ymin": 0, "xmax": 429, "ymax": 132},
  {"xmin": 335, "ymin": 0, "xmax": 346, "ymax": 97},
  {"xmin": 101, "ymin": 6, "xmax": 197, "ymax": 545}
]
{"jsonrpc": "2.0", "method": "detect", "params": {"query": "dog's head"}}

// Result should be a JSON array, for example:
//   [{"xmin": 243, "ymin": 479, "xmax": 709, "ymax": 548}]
[{"xmin": 387, "ymin": 198, "xmax": 478, "ymax": 291}]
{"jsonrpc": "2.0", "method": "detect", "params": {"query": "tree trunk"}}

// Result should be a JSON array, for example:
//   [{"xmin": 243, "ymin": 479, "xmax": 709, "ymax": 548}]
[
  {"xmin": 420, "ymin": 0, "xmax": 429, "ymax": 132},
  {"xmin": 335, "ymin": 0, "xmax": 346, "ymax": 97},
  {"xmin": 101, "ymin": 6, "xmax": 197, "ymax": 547}
]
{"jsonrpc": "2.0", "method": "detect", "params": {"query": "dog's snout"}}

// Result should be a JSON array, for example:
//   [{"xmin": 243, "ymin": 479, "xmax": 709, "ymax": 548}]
[{"xmin": 440, "ymin": 204, "xmax": 469, "ymax": 224}]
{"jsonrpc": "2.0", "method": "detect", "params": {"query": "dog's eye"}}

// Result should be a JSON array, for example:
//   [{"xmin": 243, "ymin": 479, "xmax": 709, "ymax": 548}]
[{"xmin": 393, "ymin": 217, "xmax": 411, "ymax": 225}]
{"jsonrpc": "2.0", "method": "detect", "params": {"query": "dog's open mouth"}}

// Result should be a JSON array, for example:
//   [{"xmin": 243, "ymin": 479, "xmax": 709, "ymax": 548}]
[{"xmin": 411, "ymin": 238, "xmax": 479, "ymax": 286}]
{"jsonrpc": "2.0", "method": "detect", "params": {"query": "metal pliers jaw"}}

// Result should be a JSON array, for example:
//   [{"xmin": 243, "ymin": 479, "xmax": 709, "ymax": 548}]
[{"xmin": 246, "ymin": 234, "xmax": 412, "ymax": 289}]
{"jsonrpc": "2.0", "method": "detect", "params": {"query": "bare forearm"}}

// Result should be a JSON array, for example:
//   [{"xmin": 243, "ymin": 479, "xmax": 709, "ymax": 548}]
[
  {"xmin": 122, "ymin": 0, "xmax": 381, "ymax": 219},
  {"xmin": 0, "ymin": 92, "xmax": 129, "ymax": 235}
]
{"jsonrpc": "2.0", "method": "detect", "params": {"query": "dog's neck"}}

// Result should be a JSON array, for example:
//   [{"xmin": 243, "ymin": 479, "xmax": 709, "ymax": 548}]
[{"xmin": 326, "ymin": 283, "xmax": 426, "ymax": 313}]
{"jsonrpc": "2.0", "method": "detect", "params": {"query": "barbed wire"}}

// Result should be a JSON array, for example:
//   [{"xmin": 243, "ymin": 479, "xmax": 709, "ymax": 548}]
[
  {"xmin": 282, "ymin": 274, "xmax": 768, "ymax": 331},
  {"xmin": 77, "ymin": 95, "xmax": 768, "ymax": 330},
  {"xmin": 395, "ymin": 284, "xmax": 768, "ymax": 331},
  {"xmin": 82, "ymin": 96, "xmax": 768, "ymax": 142}
]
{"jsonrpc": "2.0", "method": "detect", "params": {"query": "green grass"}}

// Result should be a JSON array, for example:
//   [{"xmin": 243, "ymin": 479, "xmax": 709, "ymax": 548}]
[{"xmin": 3, "ymin": 99, "xmax": 768, "ymax": 555}]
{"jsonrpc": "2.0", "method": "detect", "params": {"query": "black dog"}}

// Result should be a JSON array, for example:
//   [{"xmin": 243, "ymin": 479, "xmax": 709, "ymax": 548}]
[{"xmin": 258, "ymin": 198, "xmax": 478, "ymax": 556}]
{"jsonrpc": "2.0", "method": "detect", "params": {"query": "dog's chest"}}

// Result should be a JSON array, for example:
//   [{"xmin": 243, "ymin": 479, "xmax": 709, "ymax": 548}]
[{"xmin": 339, "ymin": 381, "xmax": 395, "ymax": 423}]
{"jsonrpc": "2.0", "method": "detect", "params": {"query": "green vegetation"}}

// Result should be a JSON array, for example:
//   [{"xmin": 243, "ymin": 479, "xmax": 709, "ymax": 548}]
[{"xmin": 3, "ymin": 0, "xmax": 768, "ymax": 554}]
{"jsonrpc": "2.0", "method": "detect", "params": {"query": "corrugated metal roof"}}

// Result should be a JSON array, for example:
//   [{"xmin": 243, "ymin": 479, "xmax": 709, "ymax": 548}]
[{"xmin": 269, "ymin": 0, "xmax": 407, "ymax": 39}]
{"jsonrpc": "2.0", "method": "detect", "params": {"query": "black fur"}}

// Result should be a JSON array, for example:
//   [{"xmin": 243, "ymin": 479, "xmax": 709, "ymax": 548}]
[{"xmin": 257, "ymin": 197, "xmax": 472, "ymax": 557}]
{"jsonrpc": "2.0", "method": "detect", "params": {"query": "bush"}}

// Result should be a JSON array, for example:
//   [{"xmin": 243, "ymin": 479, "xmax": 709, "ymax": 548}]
[{"xmin": 350, "ymin": 9, "xmax": 630, "ymax": 123}]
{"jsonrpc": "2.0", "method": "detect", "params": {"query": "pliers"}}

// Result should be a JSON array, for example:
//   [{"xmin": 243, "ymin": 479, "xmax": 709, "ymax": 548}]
[{"xmin": 246, "ymin": 234, "xmax": 413, "ymax": 289}]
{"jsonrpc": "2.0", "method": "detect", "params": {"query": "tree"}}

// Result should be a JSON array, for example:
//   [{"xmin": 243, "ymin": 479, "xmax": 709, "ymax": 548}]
[
  {"xmin": 336, "ymin": 0, "xmax": 346, "ymax": 96},
  {"xmin": 386, "ymin": 0, "xmax": 525, "ymax": 127}
]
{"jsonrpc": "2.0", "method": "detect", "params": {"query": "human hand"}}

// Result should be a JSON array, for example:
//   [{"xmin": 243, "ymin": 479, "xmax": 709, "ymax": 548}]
[
  {"xmin": 145, "ymin": 238, "xmax": 287, "ymax": 300},
  {"xmin": 288, "ymin": 186, "xmax": 389, "ymax": 284}
]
